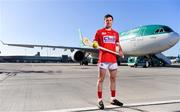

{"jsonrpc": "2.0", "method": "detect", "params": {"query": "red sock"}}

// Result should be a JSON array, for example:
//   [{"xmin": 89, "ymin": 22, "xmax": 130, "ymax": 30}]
[
  {"xmin": 97, "ymin": 91, "xmax": 102, "ymax": 99},
  {"xmin": 111, "ymin": 90, "xmax": 116, "ymax": 97}
]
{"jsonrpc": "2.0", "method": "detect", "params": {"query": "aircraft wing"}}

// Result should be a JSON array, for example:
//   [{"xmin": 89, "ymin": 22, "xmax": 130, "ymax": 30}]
[{"xmin": 0, "ymin": 40, "xmax": 98, "ymax": 52}]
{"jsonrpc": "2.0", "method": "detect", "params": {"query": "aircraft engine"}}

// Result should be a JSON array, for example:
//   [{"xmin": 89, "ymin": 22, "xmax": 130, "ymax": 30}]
[{"xmin": 71, "ymin": 50, "xmax": 85, "ymax": 62}]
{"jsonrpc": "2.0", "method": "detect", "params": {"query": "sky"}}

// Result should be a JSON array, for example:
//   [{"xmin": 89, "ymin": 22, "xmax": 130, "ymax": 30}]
[{"xmin": 0, "ymin": 0, "xmax": 180, "ymax": 57}]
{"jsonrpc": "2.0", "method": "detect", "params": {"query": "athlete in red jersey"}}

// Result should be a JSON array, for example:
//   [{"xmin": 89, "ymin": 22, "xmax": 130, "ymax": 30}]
[
  {"xmin": 94, "ymin": 28, "xmax": 119, "ymax": 63},
  {"xmin": 93, "ymin": 14, "xmax": 124, "ymax": 109}
]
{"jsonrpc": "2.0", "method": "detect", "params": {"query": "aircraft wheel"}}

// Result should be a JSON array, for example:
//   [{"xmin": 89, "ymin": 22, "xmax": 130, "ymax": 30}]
[{"xmin": 143, "ymin": 61, "xmax": 149, "ymax": 68}]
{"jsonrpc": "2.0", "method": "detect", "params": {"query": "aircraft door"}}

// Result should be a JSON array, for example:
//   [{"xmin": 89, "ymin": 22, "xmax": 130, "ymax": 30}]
[
  {"xmin": 129, "ymin": 36, "xmax": 136, "ymax": 48},
  {"xmin": 137, "ymin": 28, "xmax": 146, "ymax": 41},
  {"xmin": 129, "ymin": 29, "xmax": 139, "ymax": 49}
]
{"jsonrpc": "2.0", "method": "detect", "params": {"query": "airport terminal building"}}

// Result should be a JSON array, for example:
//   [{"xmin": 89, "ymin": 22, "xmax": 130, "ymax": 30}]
[{"xmin": 0, "ymin": 55, "xmax": 73, "ymax": 63}]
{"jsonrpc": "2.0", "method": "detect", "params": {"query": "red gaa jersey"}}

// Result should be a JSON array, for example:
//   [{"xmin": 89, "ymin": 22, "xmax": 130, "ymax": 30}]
[{"xmin": 94, "ymin": 28, "xmax": 119, "ymax": 63}]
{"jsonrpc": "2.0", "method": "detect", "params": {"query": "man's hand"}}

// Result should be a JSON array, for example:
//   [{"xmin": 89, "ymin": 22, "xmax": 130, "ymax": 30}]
[
  {"xmin": 116, "ymin": 43, "xmax": 124, "ymax": 58},
  {"xmin": 92, "ymin": 41, "xmax": 99, "ymax": 49},
  {"xmin": 119, "ymin": 50, "xmax": 124, "ymax": 58}
]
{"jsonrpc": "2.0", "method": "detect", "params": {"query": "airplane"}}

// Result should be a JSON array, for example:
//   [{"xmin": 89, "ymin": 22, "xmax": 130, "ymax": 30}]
[{"xmin": 1, "ymin": 24, "xmax": 180, "ymax": 67}]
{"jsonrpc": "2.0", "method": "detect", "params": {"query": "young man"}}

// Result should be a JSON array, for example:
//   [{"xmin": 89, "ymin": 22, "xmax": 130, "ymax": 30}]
[{"xmin": 93, "ymin": 14, "xmax": 124, "ymax": 109}]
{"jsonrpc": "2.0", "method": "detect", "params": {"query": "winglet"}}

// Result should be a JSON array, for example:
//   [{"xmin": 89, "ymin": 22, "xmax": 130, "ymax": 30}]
[{"xmin": 78, "ymin": 29, "xmax": 84, "ymax": 47}]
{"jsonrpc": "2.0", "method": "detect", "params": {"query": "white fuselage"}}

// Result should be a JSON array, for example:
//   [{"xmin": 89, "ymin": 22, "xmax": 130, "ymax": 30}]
[{"xmin": 120, "ymin": 32, "xmax": 180, "ymax": 56}]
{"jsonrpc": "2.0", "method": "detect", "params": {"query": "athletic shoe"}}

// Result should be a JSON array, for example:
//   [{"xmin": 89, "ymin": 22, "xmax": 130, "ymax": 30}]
[
  {"xmin": 98, "ymin": 100, "xmax": 104, "ymax": 110},
  {"xmin": 110, "ymin": 99, "xmax": 123, "ymax": 106}
]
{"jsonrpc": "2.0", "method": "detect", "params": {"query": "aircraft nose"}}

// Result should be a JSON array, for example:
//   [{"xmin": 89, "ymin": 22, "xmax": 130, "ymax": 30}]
[{"xmin": 169, "ymin": 32, "xmax": 180, "ymax": 45}]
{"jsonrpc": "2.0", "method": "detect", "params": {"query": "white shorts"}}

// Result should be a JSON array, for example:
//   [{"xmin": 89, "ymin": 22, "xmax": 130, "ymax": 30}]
[{"xmin": 98, "ymin": 62, "xmax": 118, "ymax": 70}]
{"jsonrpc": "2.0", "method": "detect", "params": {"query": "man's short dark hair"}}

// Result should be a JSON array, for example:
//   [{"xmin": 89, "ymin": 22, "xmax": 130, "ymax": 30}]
[{"xmin": 104, "ymin": 14, "xmax": 113, "ymax": 20}]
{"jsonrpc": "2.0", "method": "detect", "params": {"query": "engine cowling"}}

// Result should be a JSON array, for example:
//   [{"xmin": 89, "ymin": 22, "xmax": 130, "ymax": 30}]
[{"xmin": 71, "ymin": 50, "xmax": 85, "ymax": 62}]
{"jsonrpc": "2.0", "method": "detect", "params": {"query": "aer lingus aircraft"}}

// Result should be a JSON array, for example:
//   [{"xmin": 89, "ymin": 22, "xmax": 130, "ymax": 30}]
[{"xmin": 1, "ymin": 25, "xmax": 180, "ymax": 67}]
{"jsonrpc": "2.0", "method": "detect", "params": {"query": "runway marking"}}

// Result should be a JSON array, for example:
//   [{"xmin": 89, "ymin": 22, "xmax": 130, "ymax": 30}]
[{"xmin": 41, "ymin": 99, "xmax": 180, "ymax": 112}]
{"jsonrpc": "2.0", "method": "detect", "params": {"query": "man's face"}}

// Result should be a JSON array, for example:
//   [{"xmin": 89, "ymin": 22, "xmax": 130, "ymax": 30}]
[{"xmin": 104, "ymin": 17, "xmax": 113, "ymax": 28}]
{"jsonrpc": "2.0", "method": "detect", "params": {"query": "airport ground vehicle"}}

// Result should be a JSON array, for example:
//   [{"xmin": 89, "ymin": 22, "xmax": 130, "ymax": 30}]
[
  {"xmin": 127, "ymin": 56, "xmax": 165, "ymax": 68},
  {"xmin": 128, "ymin": 56, "xmax": 149, "ymax": 68}
]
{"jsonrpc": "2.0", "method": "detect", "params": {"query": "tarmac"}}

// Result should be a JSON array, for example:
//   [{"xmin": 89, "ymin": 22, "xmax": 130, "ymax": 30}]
[{"xmin": 0, "ymin": 63, "xmax": 180, "ymax": 112}]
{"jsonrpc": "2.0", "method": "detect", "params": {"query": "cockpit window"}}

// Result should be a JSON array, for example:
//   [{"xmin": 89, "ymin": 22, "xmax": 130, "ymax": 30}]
[
  {"xmin": 155, "ymin": 27, "xmax": 168, "ymax": 34},
  {"xmin": 155, "ymin": 26, "xmax": 174, "ymax": 34},
  {"xmin": 160, "ymin": 28, "xmax": 164, "ymax": 32},
  {"xmin": 155, "ymin": 29, "xmax": 159, "ymax": 33},
  {"xmin": 163, "ymin": 26, "xmax": 174, "ymax": 32}
]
